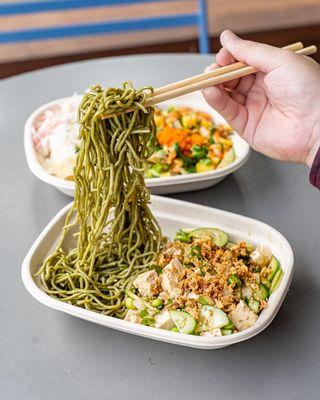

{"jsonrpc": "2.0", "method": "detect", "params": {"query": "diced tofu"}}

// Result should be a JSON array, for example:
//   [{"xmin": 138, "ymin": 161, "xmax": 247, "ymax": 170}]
[
  {"xmin": 124, "ymin": 309, "xmax": 142, "ymax": 324},
  {"xmin": 154, "ymin": 310, "xmax": 175, "ymax": 330},
  {"xmin": 241, "ymin": 286, "xmax": 253, "ymax": 298},
  {"xmin": 223, "ymin": 287, "xmax": 233, "ymax": 296},
  {"xmin": 161, "ymin": 258, "xmax": 184, "ymax": 298},
  {"xmin": 229, "ymin": 300, "xmax": 258, "ymax": 331},
  {"xmin": 187, "ymin": 292, "xmax": 199, "ymax": 300},
  {"xmin": 133, "ymin": 270, "xmax": 160, "ymax": 298},
  {"xmin": 250, "ymin": 245, "xmax": 272, "ymax": 266}
]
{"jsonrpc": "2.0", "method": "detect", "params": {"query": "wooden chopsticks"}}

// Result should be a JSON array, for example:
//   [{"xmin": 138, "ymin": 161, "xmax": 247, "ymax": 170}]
[
  {"xmin": 102, "ymin": 42, "xmax": 317, "ymax": 119},
  {"xmin": 152, "ymin": 42, "xmax": 303, "ymax": 97}
]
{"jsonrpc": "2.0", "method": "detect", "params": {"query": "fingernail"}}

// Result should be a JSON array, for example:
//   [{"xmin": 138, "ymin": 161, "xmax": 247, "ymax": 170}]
[{"xmin": 221, "ymin": 30, "xmax": 239, "ymax": 44}]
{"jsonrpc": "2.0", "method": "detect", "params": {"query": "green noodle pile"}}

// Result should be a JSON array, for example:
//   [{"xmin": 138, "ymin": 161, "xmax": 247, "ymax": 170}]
[{"xmin": 36, "ymin": 82, "xmax": 163, "ymax": 318}]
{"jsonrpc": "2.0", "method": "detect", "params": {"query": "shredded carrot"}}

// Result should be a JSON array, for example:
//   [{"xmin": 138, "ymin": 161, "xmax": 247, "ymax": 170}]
[{"xmin": 157, "ymin": 126, "xmax": 207, "ymax": 154}]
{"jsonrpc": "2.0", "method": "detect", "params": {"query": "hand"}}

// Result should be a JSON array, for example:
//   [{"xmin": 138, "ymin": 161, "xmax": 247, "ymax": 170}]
[{"xmin": 203, "ymin": 30, "xmax": 320, "ymax": 167}]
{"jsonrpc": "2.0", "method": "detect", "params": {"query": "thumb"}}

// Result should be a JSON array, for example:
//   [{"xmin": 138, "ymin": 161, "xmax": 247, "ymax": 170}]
[{"xmin": 220, "ymin": 30, "xmax": 293, "ymax": 73}]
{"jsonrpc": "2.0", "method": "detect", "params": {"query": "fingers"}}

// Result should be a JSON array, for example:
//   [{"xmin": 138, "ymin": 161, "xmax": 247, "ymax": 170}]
[
  {"xmin": 216, "ymin": 48, "xmax": 240, "ymax": 91},
  {"xmin": 233, "ymin": 74, "xmax": 255, "ymax": 96},
  {"xmin": 216, "ymin": 47, "xmax": 235, "ymax": 66},
  {"xmin": 229, "ymin": 91, "xmax": 246, "ymax": 105},
  {"xmin": 220, "ymin": 29, "xmax": 294, "ymax": 73},
  {"xmin": 208, "ymin": 46, "xmax": 256, "ymax": 95},
  {"xmin": 202, "ymin": 85, "xmax": 248, "ymax": 134}
]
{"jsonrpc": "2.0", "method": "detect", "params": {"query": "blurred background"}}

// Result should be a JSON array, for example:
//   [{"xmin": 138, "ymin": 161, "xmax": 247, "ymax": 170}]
[{"xmin": 0, "ymin": 0, "xmax": 319, "ymax": 79}]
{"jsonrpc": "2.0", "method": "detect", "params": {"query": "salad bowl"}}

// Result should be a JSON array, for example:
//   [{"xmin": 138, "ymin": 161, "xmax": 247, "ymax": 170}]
[
  {"xmin": 22, "ymin": 196, "xmax": 294, "ymax": 349},
  {"xmin": 24, "ymin": 92, "xmax": 250, "ymax": 196}
]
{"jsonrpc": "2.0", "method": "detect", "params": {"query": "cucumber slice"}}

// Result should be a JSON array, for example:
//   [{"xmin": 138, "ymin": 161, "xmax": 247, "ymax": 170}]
[
  {"xmin": 125, "ymin": 297, "xmax": 136, "ymax": 310},
  {"xmin": 200, "ymin": 305, "xmax": 229, "ymax": 329},
  {"xmin": 267, "ymin": 256, "xmax": 280, "ymax": 281},
  {"xmin": 189, "ymin": 228, "xmax": 229, "ymax": 247},
  {"xmin": 228, "ymin": 274, "xmax": 242, "ymax": 287},
  {"xmin": 125, "ymin": 290, "xmax": 155, "ymax": 313},
  {"xmin": 170, "ymin": 310, "xmax": 196, "ymax": 334},
  {"xmin": 141, "ymin": 317, "xmax": 155, "ymax": 326},
  {"xmin": 217, "ymin": 148, "xmax": 235, "ymax": 169},
  {"xmin": 222, "ymin": 321, "xmax": 234, "ymax": 330},
  {"xmin": 174, "ymin": 229, "xmax": 191, "ymax": 243},
  {"xmin": 221, "ymin": 329, "xmax": 233, "ymax": 335},
  {"xmin": 261, "ymin": 278, "xmax": 271, "ymax": 289},
  {"xmin": 247, "ymin": 297, "xmax": 260, "ymax": 313},
  {"xmin": 151, "ymin": 298, "xmax": 164, "ymax": 309},
  {"xmin": 198, "ymin": 295, "xmax": 214, "ymax": 306},
  {"xmin": 269, "ymin": 269, "xmax": 283, "ymax": 294},
  {"xmin": 246, "ymin": 243, "xmax": 255, "ymax": 253},
  {"xmin": 179, "ymin": 228, "xmax": 194, "ymax": 234},
  {"xmin": 253, "ymin": 284, "xmax": 269, "ymax": 301}
]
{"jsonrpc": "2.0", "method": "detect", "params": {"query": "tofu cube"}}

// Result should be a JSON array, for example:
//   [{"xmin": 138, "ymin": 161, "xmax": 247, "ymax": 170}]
[
  {"xmin": 154, "ymin": 310, "xmax": 175, "ymax": 330},
  {"xmin": 229, "ymin": 300, "xmax": 258, "ymax": 331},
  {"xmin": 161, "ymin": 258, "xmax": 184, "ymax": 299},
  {"xmin": 133, "ymin": 270, "xmax": 160, "ymax": 298},
  {"xmin": 250, "ymin": 245, "xmax": 272, "ymax": 266},
  {"xmin": 124, "ymin": 310, "xmax": 142, "ymax": 324},
  {"xmin": 201, "ymin": 329, "xmax": 222, "ymax": 337}
]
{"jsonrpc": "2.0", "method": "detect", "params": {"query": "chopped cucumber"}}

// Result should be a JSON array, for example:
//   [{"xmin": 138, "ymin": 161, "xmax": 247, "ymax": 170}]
[
  {"xmin": 189, "ymin": 228, "xmax": 229, "ymax": 247},
  {"xmin": 125, "ymin": 290, "xmax": 155, "ymax": 313},
  {"xmin": 125, "ymin": 290, "xmax": 146, "ymax": 311},
  {"xmin": 217, "ymin": 148, "xmax": 235, "ymax": 169},
  {"xmin": 222, "ymin": 321, "xmax": 234, "ymax": 330},
  {"xmin": 226, "ymin": 241, "xmax": 236, "ymax": 249},
  {"xmin": 125, "ymin": 297, "xmax": 136, "ymax": 310},
  {"xmin": 141, "ymin": 317, "xmax": 155, "ymax": 326},
  {"xmin": 221, "ymin": 329, "xmax": 233, "ymax": 335},
  {"xmin": 246, "ymin": 243, "xmax": 255, "ymax": 253},
  {"xmin": 228, "ymin": 274, "xmax": 242, "ymax": 287},
  {"xmin": 261, "ymin": 278, "xmax": 271, "ymax": 289},
  {"xmin": 151, "ymin": 298, "xmax": 164, "ymax": 309},
  {"xmin": 269, "ymin": 269, "xmax": 283, "ymax": 294},
  {"xmin": 179, "ymin": 228, "xmax": 194, "ymax": 234},
  {"xmin": 190, "ymin": 244, "xmax": 202, "ymax": 257},
  {"xmin": 139, "ymin": 309, "xmax": 148, "ymax": 318},
  {"xmin": 153, "ymin": 265, "xmax": 163, "ymax": 275},
  {"xmin": 171, "ymin": 327, "xmax": 179, "ymax": 333},
  {"xmin": 195, "ymin": 158, "xmax": 214, "ymax": 173},
  {"xmin": 200, "ymin": 305, "xmax": 229, "ymax": 329},
  {"xmin": 198, "ymin": 295, "xmax": 214, "ymax": 306},
  {"xmin": 174, "ymin": 229, "xmax": 191, "ymax": 243},
  {"xmin": 253, "ymin": 284, "xmax": 269, "ymax": 301},
  {"xmin": 247, "ymin": 297, "xmax": 260, "ymax": 313},
  {"xmin": 267, "ymin": 256, "xmax": 280, "ymax": 281},
  {"xmin": 170, "ymin": 310, "xmax": 196, "ymax": 334},
  {"xmin": 144, "ymin": 168, "xmax": 160, "ymax": 179}
]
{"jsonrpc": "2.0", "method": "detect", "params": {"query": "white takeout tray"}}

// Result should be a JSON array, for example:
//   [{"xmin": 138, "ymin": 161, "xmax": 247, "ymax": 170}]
[
  {"xmin": 22, "ymin": 196, "xmax": 294, "ymax": 349},
  {"xmin": 24, "ymin": 92, "xmax": 250, "ymax": 196}
]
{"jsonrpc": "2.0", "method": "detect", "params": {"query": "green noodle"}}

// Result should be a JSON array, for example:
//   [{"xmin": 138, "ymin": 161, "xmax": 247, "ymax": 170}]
[{"xmin": 36, "ymin": 82, "xmax": 163, "ymax": 318}]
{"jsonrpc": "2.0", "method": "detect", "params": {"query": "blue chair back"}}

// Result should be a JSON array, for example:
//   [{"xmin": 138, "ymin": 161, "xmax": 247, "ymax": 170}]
[{"xmin": 0, "ymin": 0, "xmax": 209, "ymax": 53}]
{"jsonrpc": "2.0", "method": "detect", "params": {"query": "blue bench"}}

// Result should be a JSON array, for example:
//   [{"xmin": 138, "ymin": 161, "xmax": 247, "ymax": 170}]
[{"xmin": 0, "ymin": 0, "xmax": 209, "ymax": 53}]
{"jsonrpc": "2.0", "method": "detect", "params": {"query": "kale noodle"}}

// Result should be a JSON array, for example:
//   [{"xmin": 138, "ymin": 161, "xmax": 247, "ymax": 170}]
[{"xmin": 36, "ymin": 82, "xmax": 163, "ymax": 318}]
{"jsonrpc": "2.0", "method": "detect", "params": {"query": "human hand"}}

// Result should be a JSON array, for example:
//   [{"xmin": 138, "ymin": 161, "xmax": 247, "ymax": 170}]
[{"xmin": 203, "ymin": 30, "xmax": 320, "ymax": 167}]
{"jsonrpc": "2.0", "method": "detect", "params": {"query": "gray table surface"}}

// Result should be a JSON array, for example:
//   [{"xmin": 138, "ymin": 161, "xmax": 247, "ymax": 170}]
[{"xmin": 1, "ymin": 54, "xmax": 319, "ymax": 400}]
